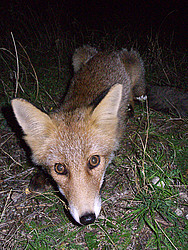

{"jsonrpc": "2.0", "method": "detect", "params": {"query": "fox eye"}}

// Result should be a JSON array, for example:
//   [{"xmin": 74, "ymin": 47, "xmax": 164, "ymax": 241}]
[
  {"xmin": 88, "ymin": 155, "xmax": 100, "ymax": 169},
  {"xmin": 54, "ymin": 163, "xmax": 68, "ymax": 175}
]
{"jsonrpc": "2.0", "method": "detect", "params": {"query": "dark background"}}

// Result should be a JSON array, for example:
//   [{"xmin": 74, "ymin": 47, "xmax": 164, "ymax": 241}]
[{"xmin": 0, "ymin": 0, "xmax": 187, "ymax": 47}]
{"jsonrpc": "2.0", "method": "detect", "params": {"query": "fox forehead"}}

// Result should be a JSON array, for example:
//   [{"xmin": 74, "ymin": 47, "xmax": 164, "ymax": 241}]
[{"xmin": 45, "ymin": 111, "xmax": 111, "ymax": 166}]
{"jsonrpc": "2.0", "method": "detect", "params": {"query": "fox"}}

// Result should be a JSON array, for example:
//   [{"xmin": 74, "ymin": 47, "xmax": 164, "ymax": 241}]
[{"xmin": 11, "ymin": 45, "xmax": 146, "ymax": 225}]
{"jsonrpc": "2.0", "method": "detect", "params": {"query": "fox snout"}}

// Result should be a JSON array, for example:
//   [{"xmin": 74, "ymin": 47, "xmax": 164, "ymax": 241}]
[
  {"xmin": 59, "ymin": 188, "xmax": 101, "ymax": 225},
  {"xmin": 57, "ymin": 173, "xmax": 102, "ymax": 225},
  {"xmin": 68, "ymin": 193, "xmax": 101, "ymax": 225},
  {"xmin": 53, "ymin": 155, "xmax": 105, "ymax": 225}
]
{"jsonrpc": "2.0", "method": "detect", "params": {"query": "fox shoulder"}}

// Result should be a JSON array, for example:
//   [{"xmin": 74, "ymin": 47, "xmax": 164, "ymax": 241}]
[{"xmin": 72, "ymin": 45, "xmax": 98, "ymax": 72}]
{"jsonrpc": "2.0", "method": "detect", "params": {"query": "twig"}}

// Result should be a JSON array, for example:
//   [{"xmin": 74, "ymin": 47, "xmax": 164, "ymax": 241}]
[
  {"xmin": 18, "ymin": 41, "xmax": 39, "ymax": 100},
  {"xmin": 13, "ymin": 203, "xmax": 54, "ymax": 210},
  {"xmin": 1, "ymin": 168, "xmax": 34, "ymax": 183},
  {"xmin": 142, "ymin": 98, "xmax": 150, "ymax": 186},
  {"xmin": 0, "ymin": 134, "xmax": 14, "ymax": 147},
  {"xmin": 155, "ymin": 219, "xmax": 178, "ymax": 250},
  {"xmin": 11, "ymin": 32, "xmax": 20, "ymax": 98},
  {"xmin": 97, "ymin": 223, "xmax": 118, "ymax": 250},
  {"xmin": 0, "ymin": 189, "xmax": 12, "ymax": 221},
  {"xmin": 0, "ymin": 148, "xmax": 23, "ymax": 167}
]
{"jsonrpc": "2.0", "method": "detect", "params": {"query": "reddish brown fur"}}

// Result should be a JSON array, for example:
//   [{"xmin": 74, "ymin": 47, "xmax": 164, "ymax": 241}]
[{"xmin": 11, "ymin": 46, "xmax": 145, "ymax": 224}]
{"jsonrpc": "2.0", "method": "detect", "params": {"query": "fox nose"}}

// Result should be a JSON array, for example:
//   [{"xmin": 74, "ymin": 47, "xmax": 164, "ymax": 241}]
[{"xmin": 80, "ymin": 213, "xmax": 96, "ymax": 225}]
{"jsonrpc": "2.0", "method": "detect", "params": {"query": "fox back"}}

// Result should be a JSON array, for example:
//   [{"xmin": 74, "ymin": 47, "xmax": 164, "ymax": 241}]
[{"xmin": 11, "ymin": 46, "xmax": 145, "ymax": 225}]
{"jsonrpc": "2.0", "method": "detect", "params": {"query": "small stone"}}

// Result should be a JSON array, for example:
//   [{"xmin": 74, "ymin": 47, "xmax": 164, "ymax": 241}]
[
  {"xmin": 175, "ymin": 208, "xmax": 183, "ymax": 216},
  {"xmin": 179, "ymin": 192, "xmax": 188, "ymax": 202},
  {"xmin": 152, "ymin": 176, "xmax": 165, "ymax": 188},
  {"xmin": 11, "ymin": 192, "xmax": 22, "ymax": 202}
]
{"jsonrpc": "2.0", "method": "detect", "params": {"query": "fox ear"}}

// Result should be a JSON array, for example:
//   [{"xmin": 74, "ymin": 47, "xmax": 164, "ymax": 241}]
[
  {"xmin": 91, "ymin": 84, "xmax": 122, "ymax": 131},
  {"xmin": 11, "ymin": 99, "xmax": 56, "ymax": 141}
]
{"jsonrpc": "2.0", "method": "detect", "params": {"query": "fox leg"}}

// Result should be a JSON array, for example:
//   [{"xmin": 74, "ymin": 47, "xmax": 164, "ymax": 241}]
[{"xmin": 29, "ymin": 168, "xmax": 52, "ymax": 192}]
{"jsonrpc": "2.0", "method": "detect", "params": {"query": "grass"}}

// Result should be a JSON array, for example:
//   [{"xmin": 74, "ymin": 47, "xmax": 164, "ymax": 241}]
[{"xmin": 0, "ymin": 5, "xmax": 187, "ymax": 249}]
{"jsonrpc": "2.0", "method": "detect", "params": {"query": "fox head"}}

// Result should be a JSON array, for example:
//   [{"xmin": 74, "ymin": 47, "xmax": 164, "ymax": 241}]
[{"xmin": 11, "ymin": 84, "xmax": 122, "ymax": 225}]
